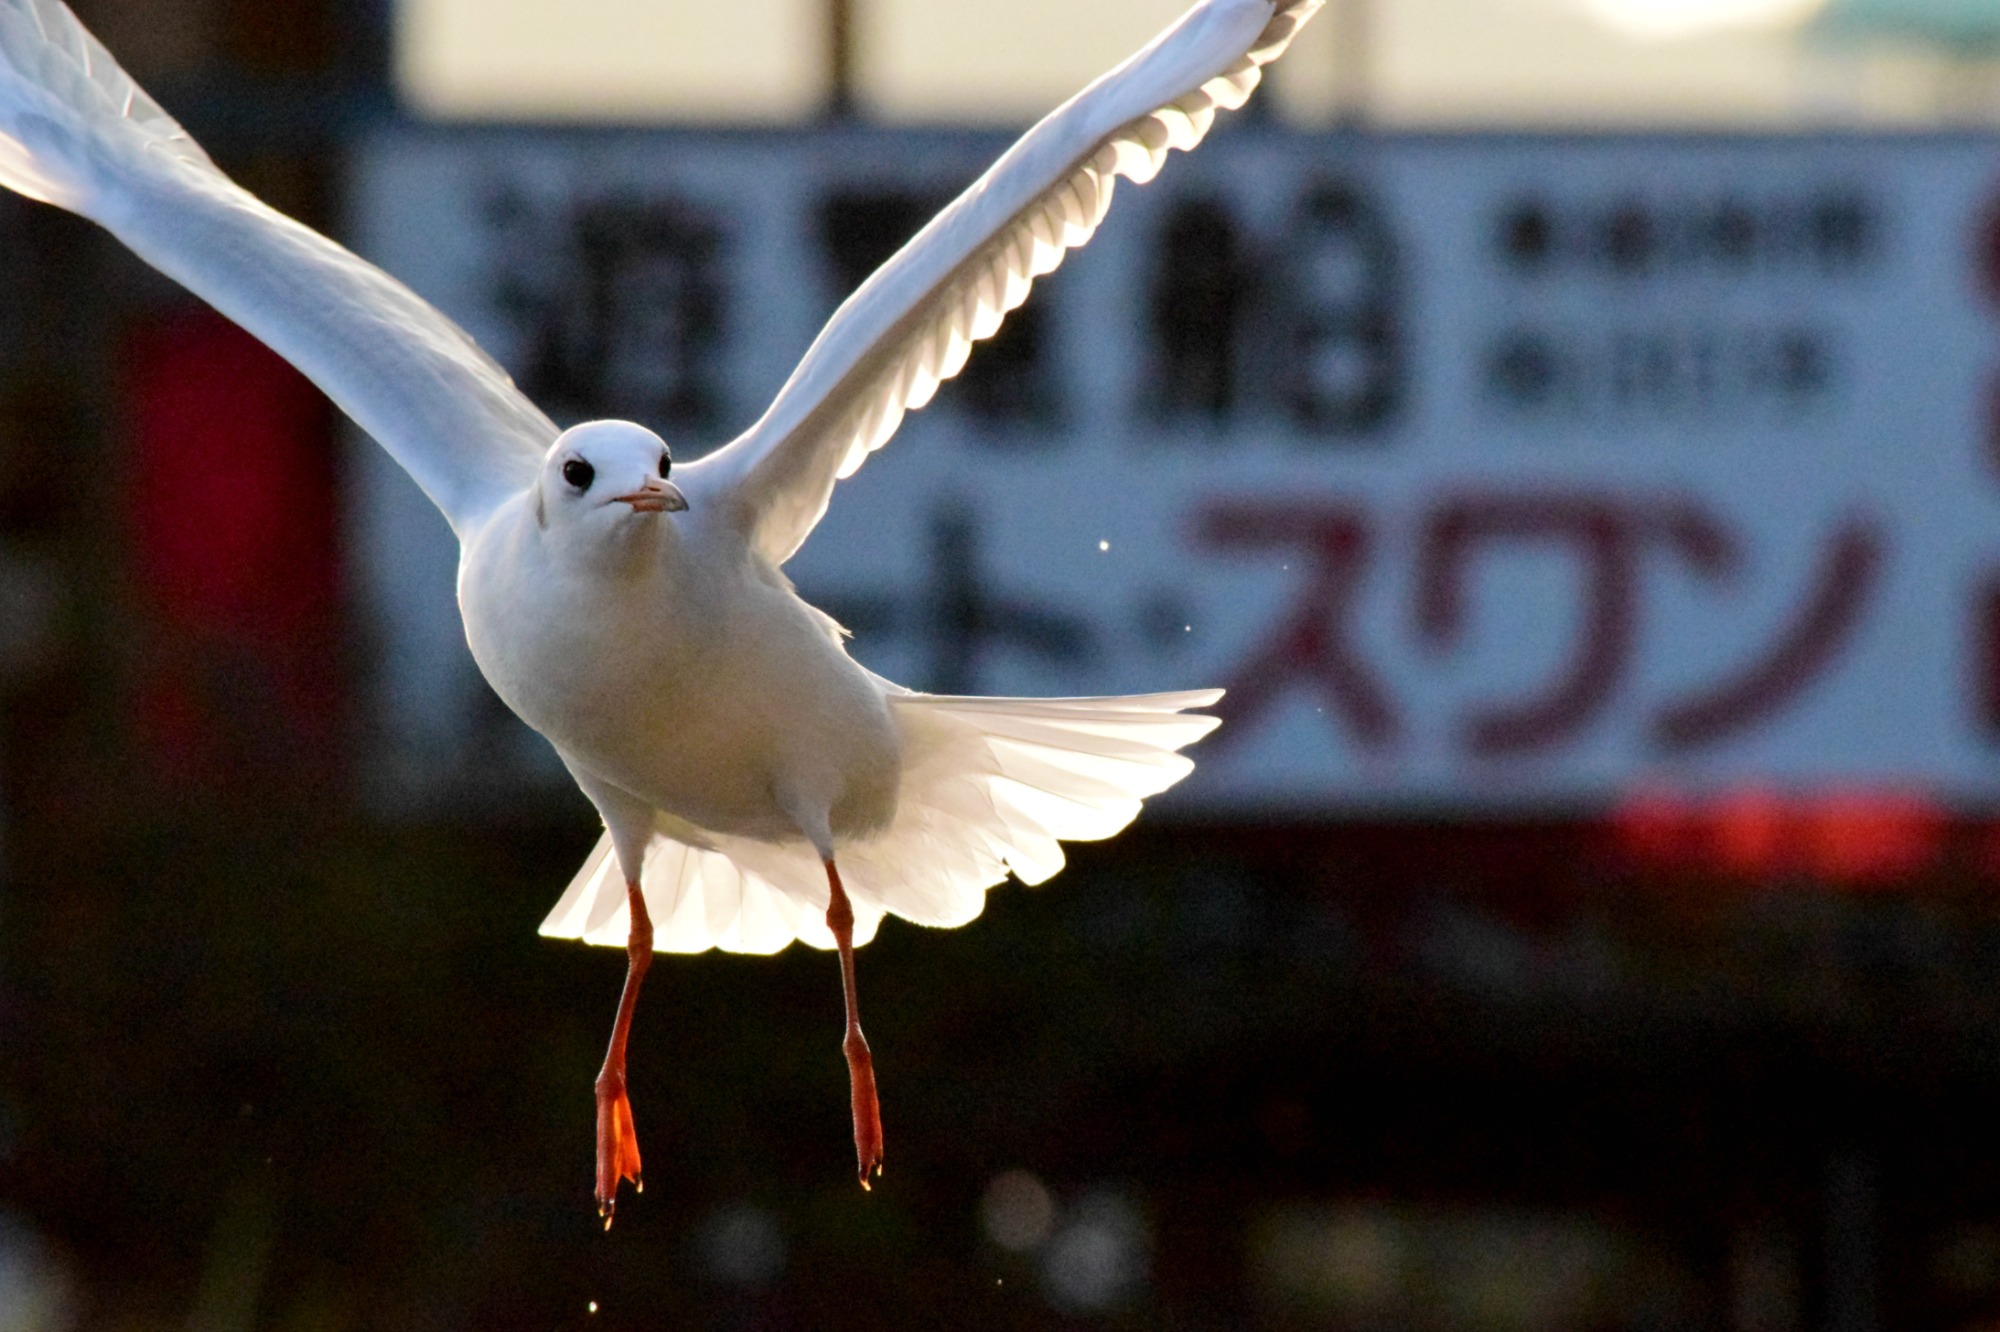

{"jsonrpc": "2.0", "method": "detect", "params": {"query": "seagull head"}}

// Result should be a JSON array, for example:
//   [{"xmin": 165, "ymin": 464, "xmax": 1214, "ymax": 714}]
[{"xmin": 540, "ymin": 420, "xmax": 687, "ymax": 529}]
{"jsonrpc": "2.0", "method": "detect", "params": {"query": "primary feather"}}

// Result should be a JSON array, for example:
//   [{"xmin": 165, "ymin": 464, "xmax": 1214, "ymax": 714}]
[
  {"xmin": 0, "ymin": 0, "xmax": 554, "ymax": 535},
  {"xmin": 679, "ymin": 0, "xmax": 1326, "ymax": 567}
]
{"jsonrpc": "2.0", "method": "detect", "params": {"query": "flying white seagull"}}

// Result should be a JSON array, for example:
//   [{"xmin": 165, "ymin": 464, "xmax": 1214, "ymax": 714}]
[{"xmin": 0, "ymin": 0, "xmax": 1321, "ymax": 1222}]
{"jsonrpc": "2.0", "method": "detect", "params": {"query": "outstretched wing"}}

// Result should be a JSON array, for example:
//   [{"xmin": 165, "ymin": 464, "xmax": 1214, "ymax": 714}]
[
  {"xmin": 0, "ymin": 0, "xmax": 556, "ymax": 538},
  {"xmin": 677, "ymin": 0, "xmax": 1323, "ymax": 567}
]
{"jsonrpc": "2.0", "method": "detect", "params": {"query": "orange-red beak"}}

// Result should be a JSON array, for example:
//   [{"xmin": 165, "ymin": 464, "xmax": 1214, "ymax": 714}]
[{"xmin": 613, "ymin": 479, "xmax": 687, "ymax": 513}]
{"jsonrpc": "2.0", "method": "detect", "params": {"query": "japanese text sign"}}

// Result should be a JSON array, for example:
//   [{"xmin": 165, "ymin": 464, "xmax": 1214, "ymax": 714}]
[{"xmin": 348, "ymin": 127, "xmax": 2000, "ymax": 813}]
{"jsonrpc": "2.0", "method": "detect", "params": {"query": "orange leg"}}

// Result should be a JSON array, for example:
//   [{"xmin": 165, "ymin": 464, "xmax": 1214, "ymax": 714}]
[
  {"xmin": 594, "ymin": 878, "xmax": 653, "ymax": 1228},
  {"xmin": 824, "ymin": 859, "xmax": 884, "ymax": 1187}
]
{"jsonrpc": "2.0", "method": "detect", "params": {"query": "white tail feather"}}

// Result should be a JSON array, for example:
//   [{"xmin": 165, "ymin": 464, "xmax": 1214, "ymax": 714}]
[{"xmin": 540, "ymin": 690, "xmax": 1221, "ymax": 954}]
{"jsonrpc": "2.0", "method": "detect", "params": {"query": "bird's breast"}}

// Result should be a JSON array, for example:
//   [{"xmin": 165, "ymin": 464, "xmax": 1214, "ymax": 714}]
[{"xmin": 457, "ymin": 511, "xmax": 901, "ymax": 844}]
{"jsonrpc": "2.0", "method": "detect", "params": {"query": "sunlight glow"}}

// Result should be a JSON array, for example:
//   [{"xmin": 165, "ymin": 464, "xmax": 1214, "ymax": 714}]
[
  {"xmin": 397, "ymin": 0, "xmax": 824, "ymax": 121},
  {"xmin": 1576, "ymin": 0, "xmax": 1831, "ymax": 39},
  {"xmin": 393, "ymin": 0, "xmax": 1939, "ymax": 129}
]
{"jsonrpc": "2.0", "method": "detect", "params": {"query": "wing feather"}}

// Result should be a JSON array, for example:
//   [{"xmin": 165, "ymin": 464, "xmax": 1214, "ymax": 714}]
[
  {"xmin": 0, "ymin": 0, "xmax": 554, "ymax": 537},
  {"xmin": 678, "ymin": 0, "xmax": 1324, "ymax": 566}
]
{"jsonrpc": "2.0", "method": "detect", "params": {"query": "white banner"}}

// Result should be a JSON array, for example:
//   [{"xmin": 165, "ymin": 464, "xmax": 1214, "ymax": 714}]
[{"xmin": 347, "ymin": 128, "xmax": 2000, "ymax": 812}]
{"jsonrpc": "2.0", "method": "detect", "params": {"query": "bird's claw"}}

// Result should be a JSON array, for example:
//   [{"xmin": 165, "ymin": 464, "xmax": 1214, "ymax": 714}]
[
  {"xmin": 595, "ymin": 1076, "xmax": 643, "ymax": 1228},
  {"xmin": 855, "ymin": 1113, "xmax": 883, "ymax": 1189},
  {"xmin": 845, "ymin": 1030, "xmax": 884, "ymax": 1191}
]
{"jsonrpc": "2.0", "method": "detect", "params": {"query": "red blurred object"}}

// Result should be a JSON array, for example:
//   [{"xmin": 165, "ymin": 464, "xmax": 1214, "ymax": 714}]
[
  {"xmin": 1800, "ymin": 791, "xmax": 1942, "ymax": 884},
  {"xmin": 1608, "ymin": 787, "xmax": 1699, "ymax": 863},
  {"xmin": 122, "ymin": 306, "xmax": 342, "ymax": 792},
  {"xmin": 1712, "ymin": 787, "xmax": 1790, "ymax": 877},
  {"xmin": 1611, "ymin": 786, "xmax": 1948, "ymax": 887}
]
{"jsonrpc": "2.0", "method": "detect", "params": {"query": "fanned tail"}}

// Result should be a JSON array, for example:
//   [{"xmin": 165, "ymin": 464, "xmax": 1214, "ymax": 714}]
[
  {"xmin": 539, "ymin": 690, "xmax": 1222, "ymax": 955},
  {"xmin": 539, "ymin": 822, "xmax": 864, "ymax": 956},
  {"xmin": 847, "ymin": 689, "xmax": 1222, "ymax": 915}
]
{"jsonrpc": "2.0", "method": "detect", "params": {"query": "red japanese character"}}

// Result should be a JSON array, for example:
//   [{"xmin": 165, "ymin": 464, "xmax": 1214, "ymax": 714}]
[
  {"xmin": 1650, "ymin": 516, "xmax": 1882, "ymax": 752},
  {"xmin": 1415, "ymin": 493, "xmax": 1734, "ymax": 757},
  {"xmin": 1196, "ymin": 500, "xmax": 1400, "ymax": 750}
]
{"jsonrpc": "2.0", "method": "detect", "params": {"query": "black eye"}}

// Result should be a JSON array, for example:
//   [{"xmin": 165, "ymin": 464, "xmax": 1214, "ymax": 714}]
[
  {"xmin": 658, "ymin": 451, "xmax": 672, "ymax": 479},
  {"xmin": 562, "ymin": 458, "xmax": 595, "ymax": 491}
]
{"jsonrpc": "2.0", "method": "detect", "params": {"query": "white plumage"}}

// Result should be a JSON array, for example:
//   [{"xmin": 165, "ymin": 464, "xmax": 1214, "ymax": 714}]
[
  {"xmin": 697, "ymin": 0, "xmax": 1323, "ymax": 567},
  {"xmin": 0, "ymin": 0, "xmax": 1322, "ymax": 1210},
  {"xmin": 543, "ymin": 689, "xmax": 1224, "ymax": 955}
]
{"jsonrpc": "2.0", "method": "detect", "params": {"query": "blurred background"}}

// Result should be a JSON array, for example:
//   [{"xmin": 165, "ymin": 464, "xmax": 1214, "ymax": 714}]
[{"xmin": 9, "ymin": 0, "xmax": 2000, "ymax": 1327}]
